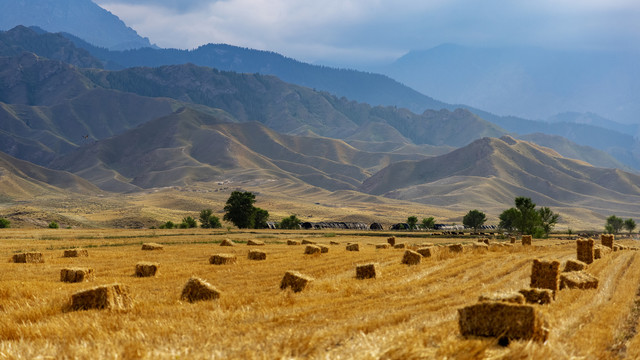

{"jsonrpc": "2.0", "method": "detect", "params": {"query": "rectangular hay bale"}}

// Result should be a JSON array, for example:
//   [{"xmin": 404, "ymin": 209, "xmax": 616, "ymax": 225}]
[
  {"xmin": 220, "ymin": 238, "xmax": 235, "ymax": 246},
  {"xmin": 522, "ymin": 235, "xmax": 532, "ymax": 246},
  {"xmin": 563, "ymin": 259, "xmax": 587, "ymax": 272},
  {"xmin": 141, "ymin": 243, "xmax": 163, "ymax": 251},
  {"xmin": 393, "ymin": 243, "xmax": 407, "ymax": 249},
  {"xmin": 135, "ymin": 262, "xmax": 159, "ymax": 277},
  {"xmin": 12, "ymin": 252, "xmax": 44, "ymax": 263},
  {"xmin": 478, "ymin": 292, "xmax": 525, "ymax": 304},
  {"xmin": 71, "ymin": 283, "xmax": 132, "ymax": 311},
  {"xmin": 287, "ymin": 240, "xmax": 300, "ymax": 245},
  {"xmin": 448, "ymin": 244, "xmax": 464, "ymax": 253},
  {"xmin": 346, "ymin": 243, "xmax": 360, "ymax": 251},
  {"xmin": 576, "ymin": 238, "xmax": 594, "ymax": 264},
  {"xmin": 304, "ymin": 245, "xmax": 321, "ymax": 255},
  {"xmin": 301, "ymin": 239, "xmax": 317, "ymax": 245},
  {"xmin": 518, "ymin": 288, "xmax": 553, "ymax": 305},
  {"xmin": 63, "ymin": 249, "xmax": 88, "ymax": 258},
  {"xmin": 209, "ymin": 254, "xmax": 237, "ymax": 265},
  {"xmin": 458, "ymin": 302, "xmax": 548, "ymax": 342},
  {"xmin": 416, "ymin": 247, "xmax": 433, "ymax": 257},
  {"xmin": 61, "ymin": 268, "xmax": 94, "ymax": 283},
  {"xmin": 181, "ymin": 277, "xmax": 221, "ymax": 302},
  {"xmin": 560, "ymin": 271, "xmax": 599, "ymax": 290},
  {"xmin": 280, "ymin": 271, "xmax": 314, "ymax": 292},
  {"xmin": 248, "ymin": 249, "xmax": 267, "ymax": 260},
  {"xmin": 319, "ymin": 245, "xmax": 329, "ymax": 253},
  {"xmin": 600, "ymin": 234, "xmax": 614, "ymax": 249},
  {"xmin": 387, "ymin": 237, "xmax": 396, "ymax": 246},
  {"xmin": 247, "ymin": 239, "xmax": 265, "ymax": 246},
  {"xmin": 356, "ymin": 263, "xmax": 379, "ymax": 279},
  {"xmin": 530, "ymin": 259, "xmax": 560, "ymax": 293},
  {"xmin": 401, "ymin": 249, "xmax": 421, "ymax": 265}
]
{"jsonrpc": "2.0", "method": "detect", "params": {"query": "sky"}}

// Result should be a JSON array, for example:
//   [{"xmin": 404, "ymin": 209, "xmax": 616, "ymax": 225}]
[{"xmin": 94, "ymin": 0, "xmax": 640, "ymax": 67}]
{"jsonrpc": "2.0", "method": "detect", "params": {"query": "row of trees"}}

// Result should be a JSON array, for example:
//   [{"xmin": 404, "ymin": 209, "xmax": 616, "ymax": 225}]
[{"xmin": 605, "ymin": 215, "xmax": 636, "ymax": 234}]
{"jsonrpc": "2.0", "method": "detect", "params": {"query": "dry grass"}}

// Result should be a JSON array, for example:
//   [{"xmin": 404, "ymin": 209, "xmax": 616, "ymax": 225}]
[{"xmin": 1, "ymin": 229, "xmax": 640, "ymax": 359}]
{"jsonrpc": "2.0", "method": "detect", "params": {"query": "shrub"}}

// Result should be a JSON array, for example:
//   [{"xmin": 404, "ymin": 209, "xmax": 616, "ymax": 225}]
[
  {"xmin": 0, "ymin": 217, "xmax": 11, "ymax": 228},
  {"xmin": 181, "ymin": 216, "xmax": 197, "ymax": 229},
  {"xmin": 48, "ymin": 221, "xmax": 59, "ymax": 229}
]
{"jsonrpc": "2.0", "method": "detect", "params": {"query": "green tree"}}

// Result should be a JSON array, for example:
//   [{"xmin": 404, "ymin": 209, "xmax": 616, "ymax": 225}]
[
  {"xmin": 538, "ymin": 207, "xmax": 559, "ymax": 237},
  {"xmin": 0, "ymin": 218, "xmax": 10, "ymax": 228},
  {"xmin": 252, "ymin": 208, "xmax": 270, "ymax": 229},
  {"xmin": 280, "ymin": 214, "xmax": 301, "ymax": 230},
  {"xmin": 223, "ymin": 191, "xmax": 257, "ymax": 229},
  {"xmin": 159, "ymin": 221, "xmax": 174, "ymax": 229},
  {"xmin": 421, "ymin": 217, "xmax": 435, "ymax": 230},
  {"xmin": 407, "ymin": 216, "xmax": 418, "ymax": 230},
  {"xmin": 181, "ymin": 216, "xmax": 197, "ymax": 229},
  {"xmin": 606, "ymin": 215, "xmax": 624, "ymax": 234},
  {"xmin": 463, "ymin": 210, "xmax": 486, "ymax": 232},
  {"xmin": 48, "ymin": 221, "xmax": 59, "ymax": 229},
  {"xmin": 624, "ymin": 218, "xmax": 636, "ymax": 234},
  {"xmin": 498, "ymin": 207, "xmax": 519, "ymax": 233},
  {"xmin": 199, "ymin": 209, "xmax": 222, "ymax": 229},
  {"xmin": 209, "ymin": 216, "xmax": 222, "ymax": 229},
  {"xmin": 515, "ymin": 197, "xmax": 541, "ymax": 235}
]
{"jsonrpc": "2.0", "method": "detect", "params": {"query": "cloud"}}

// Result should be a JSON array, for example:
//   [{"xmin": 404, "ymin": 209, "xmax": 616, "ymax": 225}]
[{"xmin": 94, "ymin": 0, "xmax": 640, "ymax": 65}]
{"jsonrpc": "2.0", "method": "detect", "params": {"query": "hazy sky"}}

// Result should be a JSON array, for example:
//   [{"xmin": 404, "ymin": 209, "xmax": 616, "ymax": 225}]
[{"xmin": 94, "ymin": 0, "xmax": 640, "ymax": 66}]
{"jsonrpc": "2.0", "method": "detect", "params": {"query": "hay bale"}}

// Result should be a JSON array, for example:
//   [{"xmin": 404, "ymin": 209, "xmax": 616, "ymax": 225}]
[
  {"xmin": 576, "ymin": 238, "xmax": 594, "ymax": 264},
  {"xmin": 601, "ymin": 234, "xmax": 614, "ymax": 249},
  {"xmin": 356, "ymin": 263, "xmax": 379, "ymax": 279},
  {"xmin": 304, "ymin": 245, "xmax": 321, "ymax": 255},
  {"xmin": 458, "ymin": 302, "xmax": 548, "ymax": 342},
  {"xmin": 247, "ymin": 239, "xmax": 265, "ymax": 246},
  {"xmin": 209, "ymin": 254, "xmax": 237, "ymax": 265},
  {"xmin": 280, "ymin": 271, "xmax": 314, "ymax": 292},
  {"xmin": 220, "ymin": 238, "xmax": 234, "ymax": 246},
  {"xmin": 448, "ymin": 244, "xmax": 464, "ymax": 253},
  {"xmin": 510, "ymin": 236, "xmax": 516, "ymax": 244},
  {"xmin": 329, "ymin": 241, "xmax": 340, "ymax": 245},
  {"xmin": 287, "ymin": 240, "xmax": 300, "ymax": 246},
  {"xmin": 141, "ymin": 243, "xmax": 163, "ymax": 251},
  {"xmin": 301, "ymin": 239, "xmax": 317, "ymax": 245},
  {"xmin": 393, "ymin": 242, "xmax": 407, "ymax": 249},
  {"xmin": 478, "ymin": 292, "xmax": 525, "ymax": 304},
  {"xmin": 530, "ymin": 259, "xmax": 560, "ymax": 293},
  {"xmin": 12, "ymin": 252, "xmax": 44, "ymax": 263},
  {"xmin": 387, "ymin": 236, "xmax": 396, "ymax": 246},
  {"xmin": 563, "ymin": 259, "xmax": 587, "ymax": 272},
  {"xmin": 522, "ymin": 235, "xmax": 532, "ymax": 246},
  {"xmin": 401, "ymin": 250, "xmax": 422, "ymax": 265},
  {"xmin": 135, "ymin": 262, "xmax": 158, "ymax": 277},
  {"xmin": 613, "ymin": 245, "xmax": 621, "ymax": 252},
  {"xmin": 519, "ymin": 288, "xmax": 553, "ymax": 305},
  {"xmin": 376, "ymin": 244, "xmax": 390, "ymax": 249},
  {"xmin": 180, "ymin": 277, "xmax": 221, "ymax": 302},
  {"xmin": 560, "ymin": 271, "xmax": 599, "ymax": 290},
  {"xmin": 346, "ymin": 243, "xmax": 360, "ymax": 252},
  {"xmin": 416, "ymin": 247, "xmax": 433, "ymax": 257},
  {"xmin": 594, "ymin": 246, "xmax": 602, "ymax": 259},
  {"xmin": 63, "ymin": 249, "xmax": 88, "ymax": 258},
  {"xmin": 248, "ymin": 249, "xmax": 267, "ymax": 260},
  {"xmin": 483, "ymin": 239, "xmax": 490, "ymax": 245},
  {"xmin": 60, "ymin": 268, "xmax": 94, "ymax": 283},
  {"xmin": 319, "ymin": 245, "xmax": 329, "ymax": 253},
  {"xmin": 70, "ymin": 283, "xmax": 132, "ymax": 311}
]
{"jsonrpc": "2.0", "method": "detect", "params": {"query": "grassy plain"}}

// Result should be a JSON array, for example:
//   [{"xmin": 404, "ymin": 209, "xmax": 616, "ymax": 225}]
[{"xmin": 2, "ymin": 228, "xmax": 640, "ymax": 359}]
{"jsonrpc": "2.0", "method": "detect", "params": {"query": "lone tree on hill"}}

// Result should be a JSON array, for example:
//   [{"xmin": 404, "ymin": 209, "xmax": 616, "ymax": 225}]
[
  {"xmin": 463, "ymin": 210, "xmax": 486, "ymax": 232},
  {"xmin": 223, "ymin": 191, "xmax": 270, "ymax": 229},
  {"xmin": 624, "ymin": 218, "xmax": 636, "ymax": 234},
  {"xmin": 407, "ymin": 216, "xmax": 418, "ymax": 230},
  {"xmin": 605, "ymin": 215, "xmax": 625, "ymax": 234}
]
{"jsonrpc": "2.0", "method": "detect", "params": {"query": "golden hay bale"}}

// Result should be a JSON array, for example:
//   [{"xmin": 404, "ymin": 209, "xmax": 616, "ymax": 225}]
[
  {"xmin": 510, "ymin": 236, "xmax": 516, "ymax": 244},
  {"xmin": 12, "ymin": 252, "xmax": 44, "ymax": 263},
  {"xmin": 63, "ymin": 249, "xmax": 88, "ymax": 258},
  {"xmin": 141, "ymin": 243, "xmax": 163, "ymax": 251},
  {"xmin": 563, "ymin": 259, "xmax": 587, "ymax": 272},
  {"xmin": 401, "ymin": 250, "xmax": 422, "ymax": 265},
  {"xmin": 478, "ymin": 292, "xmax": 525, "ymax": 304},
  {"xmin": 248, "ymin": 249, "xmax": 267, "ymax": 260},
  {"xmin": 70, "ymin": 283, "xmax": 132, "ymax": 311},
  {"xmin": 356, "ymin": 263, "xmax": 379, "ymax": 279},
  {"xmin": 287, "ymin": 240, "xmax": 300, "ymax": 246},
  {"xmin": 559, "ymin": 271, "xmax": 599, "ymax": 290},
  {"xmin": 304, "ymin": 245, "xmax": 321, "ymax": 255},
  {"xmin": 613, "ymin": 245, "xmax": 621, "ymax": 252},
  {"xmin": 209, "ymin": 254, "xmax": 237, "ymax": 265},
  {"xmin": 387, "ymin": 236, "xmax": 396, "ymax": 246},
  {"xmin": 600, "ymin": 234, "xmax": 614, "ymax": 249},
  {"xmin": 319, "ymin": 245, "xmax": 329, "ymax": 253},
  {"xmin": 416, "ymin": 247, "xmax": 434, "ymax": 257},
  {"xmin": 393, "ymin": 242, "xmax": 407, "ymax": 249},
  {"xmin": 521, "ymin": 235, "xmax": 532, "ymax": 246},
  {"xmin": 247, "ymin": 239, "xmax": 265, "ymax": 246},
  {"xmin": 519, "ymin": 288, "xmax": 553, "ymax": 305},
  {"xmin": 474, "ymin": 243, "xmax": 490, "ymax": 251},
  {"xmin": 594, "ymin": 246, "xmax": 602, "ymax": 260},
  {"xmin": 329, "ymin": 241, "xmax": 340, "ymax": 245},
  {"xmin": 60, "ymin": 268, "xmax": 95, "ymax": 283},
  {"xmin": 530, "ymin": 259, "xmax": 560, "ymax": 293},
  {"xmin": 280, "ymin": 271, "xmax": 314, "ymax": 292},
  {"xmin": 301, "ymin": 239, "xmax": 317, "ymax": 245},
  {"xmin": 458, "ymin": 302, "xmax": 548, "ymax": 342},
  {"xmin": 220, "ymin": 238, "xmax": 235, "ymax": 246},
  {"xmin": 135, "ymin": 262, "xmax": 159, "ymax": 277},
  {"xmin": 346, "ymin": 243, "xmax": 360, "ymax": 252},
  {"xmin": 448, "ymin": 244, "xmax": 464, "ymax": 253},
  {"xmin": 576, "ymin": 238, "xmax": 594, "ymax": 264},
  {"xmin": 181, "ymin": 277, "xmax": 221, "ymax": 303},
  {"xmin": 376, "ymin": 244, "xmax": 390, "ymax": 249}
]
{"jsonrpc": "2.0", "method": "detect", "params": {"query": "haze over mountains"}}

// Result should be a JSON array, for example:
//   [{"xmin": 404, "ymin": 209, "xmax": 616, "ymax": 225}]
[{"xmin": 0, "ymin": 1, "xmax": 639, "ymax": 229}]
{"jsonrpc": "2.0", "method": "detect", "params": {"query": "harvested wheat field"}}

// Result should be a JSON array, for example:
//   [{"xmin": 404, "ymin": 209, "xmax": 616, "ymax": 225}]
[{"xmin": 2, "ymin": 229, "xmax": 640, "ymax": 359}]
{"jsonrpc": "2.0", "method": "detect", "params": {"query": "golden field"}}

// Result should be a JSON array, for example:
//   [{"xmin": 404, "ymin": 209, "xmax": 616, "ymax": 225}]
[{"xmin": 2, "ymin": 228, "xmax": 640, "ymax": 359}]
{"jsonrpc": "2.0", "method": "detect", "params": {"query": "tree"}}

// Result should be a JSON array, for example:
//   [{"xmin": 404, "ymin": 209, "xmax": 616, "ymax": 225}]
[
  {"xmin": 48, "ymin": 221, "xmax": 59, "ymax": 229},
  {"xmin": 605, "ymin": 215, "xmax": 624, "ymax": 234},
  {"xmin": 624, "ymin": 218, "xmax": 636, "ymax": 234},
  {"xmin": 0, "ymin": 218, "xmax": 10, "ymax": 228},
  {"xmin": 252, "ymin": 208, "xmax": 269, "ymax": 229},
  {"xmin": 407, "ymin": 216, "xmax": 418, "ymax": 230},
  {"xmin": 538, "ymin": 207, "xmax": 559, "ymax": 237},
  {"xmin": 463, "ymin": 210, "xmax": 486, "ymax": 232},
  {"xmin": 280, "ymin": 214, "xmax": 301, "ymax": 230},
  {"xmin": 223, "ymin": 191, "xmax": 257, "ymax": 229},
  {"xmin": 180, "ymin": 216, "xmax": 197, "ymax": 229},
  {"xmin": 515, "ymin": 197, "xmax": 540, "ymax": 235},
  {"xmin": 159, "ymin": 221, "xmax": 174, "ymax": 229},
  {"xmin": 421, "ymin": 217, "xmax": 435, "ymax": 230},
  {"xmin": 199, "ymin": 209, "xmax": 222, "ymax": 229},
  {"xmin": 209, "ymin": 216, "xmax": 222, "ymax": 229},
  {"xmin": 498, "ymin": 208, "xmax": 519, "ymax": 233}
]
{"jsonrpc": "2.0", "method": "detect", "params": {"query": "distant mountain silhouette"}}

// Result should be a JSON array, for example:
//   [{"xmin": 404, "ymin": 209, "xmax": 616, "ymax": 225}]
[{"xmin": 0, "ymin": 0, "xmax": 152, "ymax": 50}]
